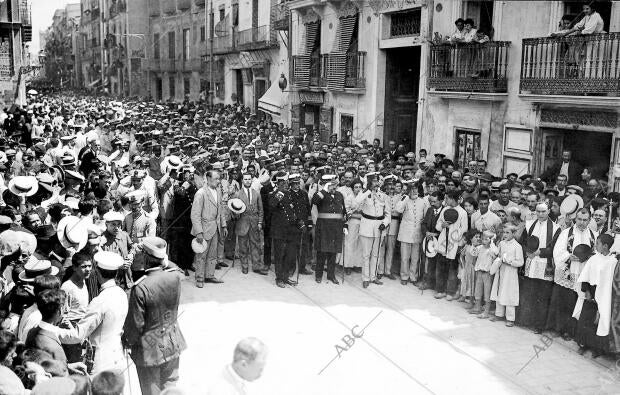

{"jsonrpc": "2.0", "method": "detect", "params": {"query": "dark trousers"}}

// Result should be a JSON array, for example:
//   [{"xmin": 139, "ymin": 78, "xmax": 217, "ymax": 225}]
[
  {"xmin": 286, "ymin": 237, "xmax": 301, "ymax": 276},
  {"xmin": 263, "ymin": 228, "xmax": 272, "ymax": 267},
  {"xmin": 436, "ymin": 255, "xmax": 458, "ymax": 294},
  {"xmin": 135, "ymin": 358, "xmax": 180, "ymax": 395},
  {"xmin": 273, "ymin": 238, "xmax": 297, "ymax": 281},
  {"xmin": 424, "ymin": 256, "xmax": 437, "ymax": 289},
  {"xmin": 315, "ymin": 251, "xmax": 336, "ymax": 280}
]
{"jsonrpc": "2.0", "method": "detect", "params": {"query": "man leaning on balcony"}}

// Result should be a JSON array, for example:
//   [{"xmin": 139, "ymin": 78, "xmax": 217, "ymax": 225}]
[{"xmin": 552, "ymin": 4, "xmax": 604, "ymax": 37}]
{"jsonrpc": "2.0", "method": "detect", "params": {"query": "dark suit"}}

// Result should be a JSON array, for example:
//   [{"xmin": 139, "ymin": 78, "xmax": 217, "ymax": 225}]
[
  {"xmin": 25, "ymin": 325, "xmax": 67, "ymax": 364},
  {"xmin": 539, "ymin": 161, "xmax": 583, "ymax": 184},
  {"xmin": 124, "ymin": 267, "xmax": 187, "ymax": 395},
  {"xmin": 235, "ymin": 187, "xmax": 264, "ymax": 270},
  {"xmin": 270, "ymin": 189, "xmax": 303, "ymax": 282},
  {"xmin": 261, "ymin": 182, "xmax": 275, "ymax": 267},
  {"xmin": 421, "ymin": 205, "xmax": 443, "ymax": 290}
]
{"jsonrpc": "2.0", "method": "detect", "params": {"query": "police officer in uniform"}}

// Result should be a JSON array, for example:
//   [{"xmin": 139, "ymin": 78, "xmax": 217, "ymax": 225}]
[
  {"xmin": 124, "ymin": 237, "xmax": 187, "ymax": 395},
  {"xmin": 354, "ymin": 172, "xmax": 391, "ymax": 288},
  {"xmin": 312, "ymin": 174, "xmax": 347, "ymax": 284},
  {"xmin": 287, "ymin": 173, "xmax": 311, "ymax": 278},
  {"xmin": 269, "ymin": 172, "xmax": 300, "ymax": 288}
]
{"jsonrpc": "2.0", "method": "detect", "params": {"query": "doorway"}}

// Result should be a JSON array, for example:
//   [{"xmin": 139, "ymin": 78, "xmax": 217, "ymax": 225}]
[
  {"xmin": 155, "ymin": 78, "xmax": 162, "ymax": 102},
  {"xmin": 384, "ymin": 46, "xmax": 420, "ymax": 151},
  {"xmin": 254, "ymin": 79, "xmax": 266, "ymax": 114},
  {"xmin": 301, "ymin": 104, "xmax": 320, "ymax": 135},
  {"xmin": 542, "ymin": 128, "xmax": 612, "ymax": 181},
  {"xmin": 235, "ymin": 69, "xmax": 244, "ymax": 104}
]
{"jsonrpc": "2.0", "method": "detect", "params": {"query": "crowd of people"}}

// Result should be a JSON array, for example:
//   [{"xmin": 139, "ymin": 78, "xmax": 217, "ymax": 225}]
[{"xmin": 0, "ymin": 91, "xmax": 618, "ymax": 394}]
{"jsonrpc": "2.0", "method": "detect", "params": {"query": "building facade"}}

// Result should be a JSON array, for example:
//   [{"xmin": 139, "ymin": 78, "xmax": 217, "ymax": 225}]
[
  {"xmin": 0, "ymin": 0, "xmax": 32, "ymax": 107},
  {"xmin": 424, "ymin": 0, "xmax": 620, "ymax": 187}
]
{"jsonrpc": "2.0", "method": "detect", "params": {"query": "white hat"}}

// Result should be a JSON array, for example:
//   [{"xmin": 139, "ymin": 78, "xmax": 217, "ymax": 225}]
[
  {"xmin": 57, "ymin": 216, "xmax": 88, "ymax": 251},
  {"xmin": 423, "ymin": 236, "xmax": 437, "ymax": 258},
  {"xmin": 103, "ymin": 211, "xmax": 125, "ymax": 222},
  {"xmin": 18, "ymin": 257, "xmax": 59, "ymax": 282},
  {"xmin": 227, "ymin": 198, "xmax": 246, "ymax": 215},
  {"xmin": 94, "ymin": 251, "xmax": 124, "ymax": 270},
  {"xmin": 142, "ymin": 237, "xmax": 167, "ymax": 259},
  {"xmin": 191, "ymin": 238, "xmax": 208, "ymax": 254},
  {"xmin": 560, "ymin": 194, "xmax": 584, "ymax": 219},
  {"xmin": 8, "ymin": 176, "xmax": 39, "ymax": 196},
  {"xmin": 126, "ymin": 190, "xmax": 145, "ymax": 204},
  {"xmin": 161, "ymin": 155, "xmax": 183, "ymax": 173}
]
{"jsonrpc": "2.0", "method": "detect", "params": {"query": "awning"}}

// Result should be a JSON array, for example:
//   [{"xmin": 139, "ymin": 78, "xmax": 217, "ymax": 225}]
[
  {"xmin": 88, "ymin": 79, "xmax": 101, "ymax": 88},
  {"xmin": 258, "ymin": 79, "xmax": 282, "ymax": 118}
]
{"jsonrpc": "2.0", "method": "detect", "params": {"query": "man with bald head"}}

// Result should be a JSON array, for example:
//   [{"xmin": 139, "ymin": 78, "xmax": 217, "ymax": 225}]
[
  {"xmin": 207, "ymin": 337, "xmax": 268, "ymax": 395},
  {"xmin": 516, "ymin": 202, "xmax": 561, "ymax": 333}
]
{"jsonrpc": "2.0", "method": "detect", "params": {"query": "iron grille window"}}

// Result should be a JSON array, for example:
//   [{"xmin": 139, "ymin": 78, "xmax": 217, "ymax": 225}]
[
  {"xmin": 390, "ymin": 9, "xmax": 421, "ymax": 38},
  {"xmin": 455, "ymin": 129, "xmax": 481, "ymax": 170}
]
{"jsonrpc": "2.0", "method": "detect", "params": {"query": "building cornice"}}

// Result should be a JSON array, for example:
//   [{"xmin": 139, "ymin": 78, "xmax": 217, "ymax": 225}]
[{"xmin": 426, "ymin": 90, "xmax": 508, "ymax": 102}]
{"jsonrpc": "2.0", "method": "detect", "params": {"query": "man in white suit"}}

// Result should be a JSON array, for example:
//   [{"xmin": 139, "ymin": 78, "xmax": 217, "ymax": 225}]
[{"xmin": 191, "ymin": 170, "xmax": 228, "ymax": 287}]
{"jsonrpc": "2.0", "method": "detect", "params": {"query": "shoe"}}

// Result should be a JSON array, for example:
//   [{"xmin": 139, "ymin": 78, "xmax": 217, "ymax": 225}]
[
  {"xmin": 469, "ymin": 309, "xmax": 482, "ymax": 315},
  {"xmin": 400, "ymin": 280, "xmax": 408, "ymax": 285},
  {"xmin": 457, "ymin": 296, "xmax": 467, "ymax": 303},
  {"xmin": 377, "ymin": 274, "xmax": 383, "ymax": 280},
  {"xmin": 276, "ymin": 280, "xmax": 286, "ymax": 288},
  {"xmin": 446, "ymin": 295, "xmax": 454, "ymax": 301},
  {"xmin": 242, "ymin": 268, "xmax": 249, "ymax": 274},
  {"xmin": 434, "ymin": 293, "xmax": 446, "ymax": 299},
  {"xmin": 372, "ymin": 279, "xmax": 383, "ymax": 285},
  {"xmin": 205, "ymin": 277, "xmax": 224, "ymax": 284},
  {"xmin": 219, "ymin": 262, "xmax": 229, "ymax": 268},
  {"xmin": 561, "ymin": 333, "xmax": 572, "ymax": 342},
  {"xmin": 577, "ymin": 346, "xmax": 587, "ymax": 355},
  {"xmin": 534, "ymin": 328, "xmax": 543, "ymax": 335},
  {"xmin": 285, "ymin": 279, "xmax": 297, "ymax": 286},
  {"xmin": 386, "ymin": 274, "xmax": 397, "ymax": 280},
  {"xmin": 489, "ymin": 316, "xmax": 503, "ymax": 322},
  {"xmin": 417, "ymin": 283, "xmax": 428, "ymax": 290},
  {"xmin": 195, "ymin": 279, "xmax": 204, "ymax": 288},
  {"xmin": 345, "ymin": 268, "xmax": 352, "ymax": 275},
  {"xmin": 253, "ymin": 269, "xmax": 269, "ymax": 276},
  {"xmin": 477, "ymin": 312, "xmax": 490, "ymax": 319},
  {"xmin": 215, "ymin": 264, "xmax": 222, "ymax": 270},
  {"xmin": 505, "ymin": 321, "xmax": 515, "ymax": 327},
  {"xmin": 183, "ymin": 269, "xmax": 190, "ymax": 277},
  {"xmin": 327, "ymin": 277, "xmax": 340, "ymax": 285},
  {"xmin": 316, "ymin": 277, "xmax": 322, "ymax": 284},
  {"xmin": 591, "ymin": 350, "xmax": 602, "ymax": 359},
  {"xmin": 362, "ymin": 281, "xmax": 369, "ymax": 288},
  {"xmin": 299, "ymin": 269, "xmax": 313, "ymax": 275},
  {"xmin": 465, "ymin": 303, "xmax": 475, "ymax": 310}
]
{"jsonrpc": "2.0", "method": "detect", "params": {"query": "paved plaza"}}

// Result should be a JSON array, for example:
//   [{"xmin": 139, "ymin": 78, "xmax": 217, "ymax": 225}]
[{"xmin": 172, "ymin": 263, "xmax": 620, "ymax": 395}]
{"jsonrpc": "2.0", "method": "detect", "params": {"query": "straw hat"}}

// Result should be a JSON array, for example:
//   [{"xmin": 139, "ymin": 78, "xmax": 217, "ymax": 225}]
[
  {"xmin": 423, "ymin": 236, "xmax": 437, "ymax": 258},
  {"xmin": 18, "ymin": 257, "xmax": 59, "ymax": 282},
  {"xmin": 227, "ymin": 198, "xmax": 246, "ymax": 215},
  {"xmin": 57, "ymin": 216, "xmax": 88, "ymax": 251},
  {"xmin": 191, "ymin": 238, "xmax": 208, "ymax": 254},
  {"xmin": 8, "ymin": 176, "xmax": 39, "ymax": 196}
]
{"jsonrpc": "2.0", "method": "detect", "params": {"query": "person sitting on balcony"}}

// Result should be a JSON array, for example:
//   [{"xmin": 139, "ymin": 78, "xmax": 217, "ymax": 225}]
[{"xmin": 549, "ymin": 15, "xmax": 573, "ymax": 37}]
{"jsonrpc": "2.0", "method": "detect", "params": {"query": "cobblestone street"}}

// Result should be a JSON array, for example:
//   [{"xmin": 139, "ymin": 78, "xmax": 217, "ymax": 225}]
[{"xmin": 175, "ymin": 263, "xmax": 620, "ymax": 395}]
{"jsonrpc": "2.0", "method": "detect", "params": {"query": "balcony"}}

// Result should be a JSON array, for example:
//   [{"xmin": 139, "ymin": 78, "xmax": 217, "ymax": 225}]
[
  {"xmin": 212, "ymin": 33, "xmax": 236, "ymax": 54},
  {"xmin": 271, "ymin": 3, "xmax": 290, "ymax": 31},
  {"xmin": 236, "ymin": 25, "xmax": 278, "ymax": 51},
  {"xmin": 344, "ymin": 51, "xmax": 366, "ymax": 89},
  {"xmin": 428, "ymin": 41, "xmax": 511, "ymax": 94},
  {"xmin": 520, "ymin": 33, "xmax": 620, "ymax": 97},
  {"xmin": 292, "ymin": 54, "xmax": 326, "ymax": 88}
]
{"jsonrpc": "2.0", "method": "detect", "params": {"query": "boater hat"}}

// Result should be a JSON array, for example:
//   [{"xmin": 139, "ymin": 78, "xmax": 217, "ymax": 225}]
[
  {"xmin": 560, "ymin": 194, "xmax": 584, "ymax": 219},
  {"xmin": 18, "ymin": 257, "xmax": 59, "ymax": 282},
  {"xmin": 191, "ymin": 238, "xmax": 208, "ymax": 254},
  {"xmin": 57, "ymin": 215, "xmax": 88, "ymax": 251},
  {"xmin": 423, "ymin": 236, "xmax": 437, "ymax": 258},
  {"xmin": 8, "ymin": 176, "xmax": 39, "ymax": 196},
  {"xmin": 227, "ymin": 198, "xmax": 246, "ymax": 215}
]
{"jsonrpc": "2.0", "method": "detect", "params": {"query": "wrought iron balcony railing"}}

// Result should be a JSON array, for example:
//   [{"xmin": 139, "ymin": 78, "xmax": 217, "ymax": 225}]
[
  {"xmin": 428, "ymin": 41, "xmax": 510, "ymax": 93},
  {"xmin": 387, "ymin": 9, "xmax": 420, "ymax": 39},
  {"xmin": 294, "ymin": 52, "xmax": 364, "ymax": 90},
  {"xmin": 520, "ymin": 32, "xmax": 620, "ymax": 96},
  {"xmin": 236, "ymin": 25, "xmax": 278, "ymax": 51},
  {"xmin": 292, "ymin": 54, "xmax": 326, "ymax": 87},
  {"xmin": 344, "ymin": 51, "xmax": 366, "ymax": 89}
]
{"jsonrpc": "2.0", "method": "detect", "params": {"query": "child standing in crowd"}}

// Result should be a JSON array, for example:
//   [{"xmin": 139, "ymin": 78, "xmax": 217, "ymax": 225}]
[
  {"xmin": 458, "ymin": 229, "xmax": 480, "ymax": 309},
  {"xmin": 490, "ymin": 224, "xmax": 524, "ymax": 327},
  {"xmin": 472, "ymin": 230, "xmax": 499, "ymax": 318}
]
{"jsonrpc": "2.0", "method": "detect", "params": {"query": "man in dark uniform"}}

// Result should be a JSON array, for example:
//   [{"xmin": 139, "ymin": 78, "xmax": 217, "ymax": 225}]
[
  {"xmin": 312, "ymin": 174, "xmax": 347, "ymax": 284},
  {"xmin": 124, "ymin": 237, "xmax": 187, "ymax": 395},
  {"xmin": 269, "ymin": 172, "xmax": 302, "ymax": 288},
  {"xmin": 170, "ymin": 167, "xmax": 197, "ymax": 275},
  {"xmin": 287, "ymin": 173, "xmax": 312, "ymax": 279}
]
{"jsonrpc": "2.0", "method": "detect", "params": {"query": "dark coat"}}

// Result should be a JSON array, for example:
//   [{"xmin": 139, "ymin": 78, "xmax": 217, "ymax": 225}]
[
  {"xmin": 312, "ymin": 191, "xmax": 347, "ymax": 253},
  {"xmin": 123, "ymin": 267, "xmax": 187, "ymax": 367},
  {"xmin": 269, "ymin": 190, "xmax": 301, "ymax": 241},
  {"xmin": 421, "ymin": 206, "xmax": 442, "ymax": 237},
  {"xmin": 539, "ymin": 161, "xmax": 583, "ymax": 185}
]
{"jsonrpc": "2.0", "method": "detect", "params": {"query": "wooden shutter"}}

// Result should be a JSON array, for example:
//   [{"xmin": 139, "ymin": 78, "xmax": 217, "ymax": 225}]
[
  {"xmin": 295, "ymin": 23, "xmax": 319, "ymax": 88},
  {"xmin": 328, "ymin": 15, "xmax": 357, "ymax": 90},
  {"xmin": 319, "ymin": 107, "xmax": 333, "ymax": 142}
]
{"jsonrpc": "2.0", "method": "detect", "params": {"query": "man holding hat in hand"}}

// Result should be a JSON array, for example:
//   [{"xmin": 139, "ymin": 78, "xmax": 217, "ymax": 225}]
[
  {"xmin": 312, "ymin": 173, "xmax": 347, "ymax": 284},
  {"xmin": 124, "ymin": 236, "xmax": 187, "ymax": 395}
]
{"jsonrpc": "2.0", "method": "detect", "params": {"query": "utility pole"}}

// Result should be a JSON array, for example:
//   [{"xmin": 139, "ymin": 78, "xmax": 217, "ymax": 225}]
[{"xmin": 208, "ymin": 0, "xmax": 214, "ymax": 107}]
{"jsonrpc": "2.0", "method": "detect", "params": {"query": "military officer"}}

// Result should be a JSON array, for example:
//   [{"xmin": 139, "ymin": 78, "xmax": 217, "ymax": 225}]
[
  {"xmin": 124, "ymin": 237, "xmax": 187, "ymax": 395},
  {"xmin": 287, "ymin": 173, "xmax": 312, "ymax": 279},
  {"xmin": 312, "ymin": 174, "xmax": 347, "ymax": 284},
  {"xmin": 354, "ymin": 172, "xmax": 391, "ymax": 288}
]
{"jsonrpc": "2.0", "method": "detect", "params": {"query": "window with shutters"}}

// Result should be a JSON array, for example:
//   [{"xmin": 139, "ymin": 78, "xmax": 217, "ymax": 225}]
[
  {"xmin": 232, "ymin": 2, "xmax": 239, "ymax": 26},
  {"xmin": 327, "ymin": 4, "xmax": 361, "ymax": 91},
  {"xmin": 168, "ymin": 31, "xmax": 175, "ymax": 59},
  {"xmin": 183, "ymin": 28, "xmax": 190, "ymax": 60},
  {"xmin": 153, "ymin": 33, "xmax": 160, "ymax": 59}
]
